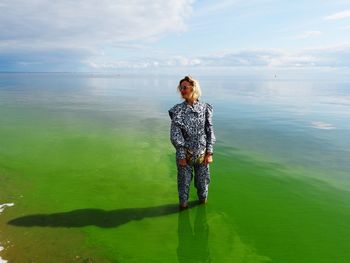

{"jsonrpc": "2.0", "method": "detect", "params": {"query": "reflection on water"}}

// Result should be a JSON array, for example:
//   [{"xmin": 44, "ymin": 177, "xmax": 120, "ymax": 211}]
[{"xmin": 177, "ymin": 205, "xmax": 210, "ymax": 263}]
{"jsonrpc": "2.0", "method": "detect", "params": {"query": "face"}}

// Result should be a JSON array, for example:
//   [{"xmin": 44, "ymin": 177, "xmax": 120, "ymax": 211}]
[{"xmin": 179, "ymin": 80, "xmax": 193, "ymax": 100}]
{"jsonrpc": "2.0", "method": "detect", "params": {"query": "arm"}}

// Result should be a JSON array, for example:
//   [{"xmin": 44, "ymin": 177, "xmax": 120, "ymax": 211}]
[
  {"xmin": 169, "ymin": 109, "xmax": 187, "ymax": 160},
  {"xmin": 205, "ymin": 103, "xmax": 216, "ymax": 154},
  {"xmin": 170, "ymin": 121, "xmax": 187, "ymax": 159}
]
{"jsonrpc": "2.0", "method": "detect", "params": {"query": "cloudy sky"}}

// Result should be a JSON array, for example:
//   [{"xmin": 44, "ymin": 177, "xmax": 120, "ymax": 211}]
[{"xmin": 1, "ymin": 0, "xmax": 350, "ymax": 74}]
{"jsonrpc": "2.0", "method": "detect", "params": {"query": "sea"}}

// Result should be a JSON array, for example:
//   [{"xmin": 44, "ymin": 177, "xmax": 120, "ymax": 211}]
[{"xmin": 0, "ymin": 73, "xmax": 350, "ymax": 262}]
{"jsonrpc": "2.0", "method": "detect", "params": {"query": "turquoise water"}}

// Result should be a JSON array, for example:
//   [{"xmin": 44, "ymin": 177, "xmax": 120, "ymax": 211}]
[{"xmin": 0, "ymin": 73, "xmax": 350, "ymax": 262}]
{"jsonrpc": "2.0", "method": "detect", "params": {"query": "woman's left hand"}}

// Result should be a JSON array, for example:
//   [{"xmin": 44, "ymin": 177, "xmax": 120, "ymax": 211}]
[{"xmin": 204, "ymin": 154, "xmax": 213, "ymax": 165}]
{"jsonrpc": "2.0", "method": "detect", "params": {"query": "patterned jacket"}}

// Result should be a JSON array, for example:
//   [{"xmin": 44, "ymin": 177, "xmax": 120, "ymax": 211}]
[{"xmin": 168, "ymin": 100, "xmax": 216, "ymax": 160}]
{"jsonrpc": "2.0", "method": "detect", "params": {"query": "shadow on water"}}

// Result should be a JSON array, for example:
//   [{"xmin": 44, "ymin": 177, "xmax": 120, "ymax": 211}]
[
  {"xmin": 177, "ymin": 205, "xmax": 210, "ymax": 263},
  {"xmin": 8, "ymin": 202, "xmax": 200, "ymax": 228}
]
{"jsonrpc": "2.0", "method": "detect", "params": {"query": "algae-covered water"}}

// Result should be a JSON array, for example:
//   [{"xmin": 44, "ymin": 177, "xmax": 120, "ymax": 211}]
[{"xmin": 0, "ymin": 73, "xmax": 350, "ymax": 262}]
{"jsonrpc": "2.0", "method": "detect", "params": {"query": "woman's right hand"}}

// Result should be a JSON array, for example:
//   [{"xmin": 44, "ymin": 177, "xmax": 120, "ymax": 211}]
[{"xmin": 178, "ymin": 158, "xmax": 187, "ymax": 167}]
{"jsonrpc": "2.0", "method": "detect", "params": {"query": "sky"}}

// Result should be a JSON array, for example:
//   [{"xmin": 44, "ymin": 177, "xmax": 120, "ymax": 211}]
[{"xmin": 1, "ymin": 0, "xmax": 350, "ymax": 76}]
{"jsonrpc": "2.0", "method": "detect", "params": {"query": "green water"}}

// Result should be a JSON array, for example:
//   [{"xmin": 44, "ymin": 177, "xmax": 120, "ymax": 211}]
[{"xmin": 1, "ymin": 74, "xmax": 350, "ymax": 262}]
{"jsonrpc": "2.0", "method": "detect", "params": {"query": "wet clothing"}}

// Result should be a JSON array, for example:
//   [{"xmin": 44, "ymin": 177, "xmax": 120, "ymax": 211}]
[
  {"xmin": 169, "ymin": 100, "xmax": 216, "ymax": 204},
  {"xmin": 176, "ymin": 159, "xmax": 211, "ymax": 204}
]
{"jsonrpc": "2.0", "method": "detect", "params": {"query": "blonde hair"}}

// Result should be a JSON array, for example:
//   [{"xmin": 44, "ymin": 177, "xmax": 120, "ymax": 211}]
[{"xmin": 177, "ymin": 75, "xmax": 201, "ymax": 100}]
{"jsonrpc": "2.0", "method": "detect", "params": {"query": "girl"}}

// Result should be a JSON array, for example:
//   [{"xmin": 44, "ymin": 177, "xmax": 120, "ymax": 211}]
[{"xmin": 168, "ymin": 76, "xmax": 216, "ymax": 209}]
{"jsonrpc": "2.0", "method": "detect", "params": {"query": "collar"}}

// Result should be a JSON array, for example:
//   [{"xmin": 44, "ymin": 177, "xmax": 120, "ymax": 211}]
[{"xmin": 182, "ymin": 100, "xmax": 201, "ymax": 113}]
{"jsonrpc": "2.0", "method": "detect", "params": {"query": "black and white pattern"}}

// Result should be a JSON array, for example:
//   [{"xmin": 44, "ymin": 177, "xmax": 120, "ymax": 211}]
[
  {"xmin": 168, "ymin": 100, "xmax": 216, "ymax": 160},
  {"xmin": 168, "ymin": 100, "xmax": 216, "ymax": 204},
  {"xmin": 176, "ymin": 160, "xmax": 211, "ymax": 204}
]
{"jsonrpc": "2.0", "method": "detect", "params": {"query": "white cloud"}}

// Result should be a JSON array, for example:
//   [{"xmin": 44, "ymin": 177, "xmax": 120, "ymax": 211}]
[
  {"xmin": 224, "ymin": 45, "xmax": 350, "ymax": 68},
  {"xmin": 193, "ymin": 0, "xmax": 242, "ymax": 17},
  {"xmin": 1, "ymin": 1, "xmax": 350, "ymax": 72},
  {"xmin": 86, "ymin": 55, "xmax": 202, "ymax": 69},
  {"xmin": 340, "ymin": 25, "xmax": 350, "ymax": 30},
  {"xmin": 325, "ymin": 10, "xmax": 350, "ymax": 20},
  {"xmin": 84, "ymin": 44, "xmax": 350, "ymax": 70},
  {"xmin": 295, "ymin": 31, "xmax": 322, "ymax": 39},
  {"xmin": 0, "ymin": 0, "xmax": 194, "ymax": 50},
  {"xmin": 311, "ymin": 122, "xmax": 336, "ymax": 130}
]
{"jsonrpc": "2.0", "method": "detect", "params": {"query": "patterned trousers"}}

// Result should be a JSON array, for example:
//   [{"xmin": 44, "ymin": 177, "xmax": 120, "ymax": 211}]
[{"xmin": 176, "ymin": 159, "xmax": 211, "ymax": 205}]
